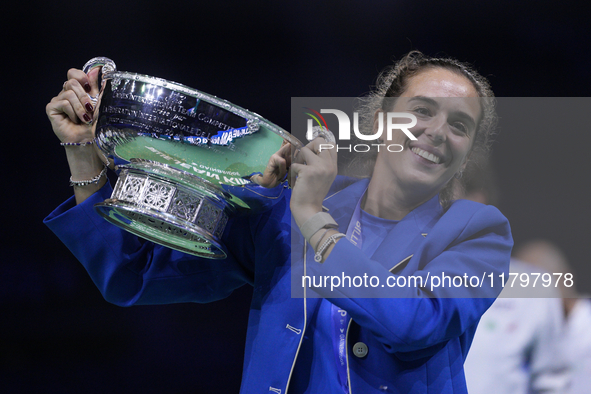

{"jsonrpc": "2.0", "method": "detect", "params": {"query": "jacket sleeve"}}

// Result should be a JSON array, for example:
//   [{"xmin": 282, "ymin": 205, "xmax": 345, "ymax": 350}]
[
  {"xmin": 305, "ymin": 202, "xmax": 513, "ymax": 354},
  {"xmin": 44, "ymin": 182, "xmax": 254, "ymax": 306}
]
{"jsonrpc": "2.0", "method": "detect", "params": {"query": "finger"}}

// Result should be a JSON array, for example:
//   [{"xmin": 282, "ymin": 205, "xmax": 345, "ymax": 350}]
[
  {"xmin": 307, "ymin": 137, "xmax": 338, "ymax": 166},
  {"xmin": 277, "ymin": 141, "xmax": 292, "ymax": 157},
  {"xmin": 295, "ymin": 146, "xmax": 324, "ymax": 165},
  {"xmin": 58, "ymin": 98, "xmax": 80, "ymax": 125},
  {"xmin": 288, "ymin": 163, "xmax": 304, "ymax": 188},
  {"xmin": 273, "ymin": 158, "xmax": 287, "ymax": 186},
  {"xmin": 85, "ymin": 66, "xmax": 102, "ymax": 96},
  {"xmin": 265, "ymin": 153, "xmax": 287, "ymax": 185},
  {"xmin": 320, "ymin": 143, "xmax": 337, "ymax": 163},
  {"xmin": 67, "ymin": 66, "xmax": 101, "ymax": 108},
  {"xmin": 288, "ymin": 162, "xmax": 313, "ymax": 189},
  {"xmin": 308, "ymin": 137, "xmax": 334, "ymax": 155},
  {"xmin": 270, "ymin": 142, "xmax": 293, "ymax": 174},
  {"xmin": 64, "ymin": 75, "xmax": 95, "ymax": 118},
  {"xmin": 249, "ymin": 173, "xmax": 264, "ymax": 186},
  {"xmin": 60, "ymin": 87, "xmax": 93, "ymax": 124},
  {"xmin": 257, "ymin": 153, "xmax": 288, "ymax": 188},
  {"xmin": 67, "ymin": 68, "xmax": 92, "ymax": 94},
  {"xmin": 47, "ymin": 98, "xmax": 73, "ymax": 128},
  {"xmin": 305, "ymin": 138, "xmax": 323, "ymax": 153},
  {"xmin": 47, "ymin": 93, "xmax": 81, "ymax": 125},
  {"xmin": 289, "ymin": 162, "xmax": 305, "ymax": 177},
  {"xmin": 279, "ymin": 142, "xmax": 295, "ymax": 170},
  {"xmin": 317, "ymin": 139, "xmax": 337, "ymax": 161}
]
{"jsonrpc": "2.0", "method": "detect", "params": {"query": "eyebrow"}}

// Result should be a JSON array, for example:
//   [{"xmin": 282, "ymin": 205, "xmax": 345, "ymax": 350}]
[
  {"xmin": 409, "ymin": 96, "xmax": 440, "ymax": 108},
  {"xmin": 408, "ymin": 96, "xmax": 478, "ymax": 130}
]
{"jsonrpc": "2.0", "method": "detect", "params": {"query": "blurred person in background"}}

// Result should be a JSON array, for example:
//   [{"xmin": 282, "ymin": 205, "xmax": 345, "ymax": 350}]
[
  {"xmin": 461, "ymin": 159, "xmax": 571, "ymax": 394},
  {"xmin": 516, "ymin": 240, "xmax": 591, "ymax": 394}
]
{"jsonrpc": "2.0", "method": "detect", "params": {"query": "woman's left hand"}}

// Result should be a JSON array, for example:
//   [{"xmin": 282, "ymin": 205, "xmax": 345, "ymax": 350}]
[{"xmin": 290, "ymin": 138, "xmax": 337, "ymax": 227}]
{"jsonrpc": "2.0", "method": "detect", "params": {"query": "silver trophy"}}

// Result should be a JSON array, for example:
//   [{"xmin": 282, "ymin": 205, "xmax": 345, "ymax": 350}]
[{"xmin": 85, "ymin": 57, "xmax": 303, "ymax": 259}]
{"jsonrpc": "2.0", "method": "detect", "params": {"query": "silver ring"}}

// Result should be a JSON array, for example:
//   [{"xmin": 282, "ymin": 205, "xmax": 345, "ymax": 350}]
[{"xmin": 63, "ymin": 81, "xmax": 68, "ymax": 90}]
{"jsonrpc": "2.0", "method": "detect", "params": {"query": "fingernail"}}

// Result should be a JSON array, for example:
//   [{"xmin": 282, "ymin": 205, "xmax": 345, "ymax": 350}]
[
  {"xmin": 83, "ymin": 113, "xmax": 91, "ymax": 123},
  {"xmin": 84, "ymin": 83, "xmax": 91, "ymax": 93},
  {"xmin": 85, "ymin": 103, "xmax": 94, "ymax": 113}
]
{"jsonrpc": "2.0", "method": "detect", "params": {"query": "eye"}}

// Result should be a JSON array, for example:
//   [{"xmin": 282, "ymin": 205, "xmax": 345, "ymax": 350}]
[
  {"xmin": 450, "ymin": 121, "xmax": 468, "ymax": 135},
  {"xmin": 412, "ymin": 106, "xmax": 431, "ymax": 116}
]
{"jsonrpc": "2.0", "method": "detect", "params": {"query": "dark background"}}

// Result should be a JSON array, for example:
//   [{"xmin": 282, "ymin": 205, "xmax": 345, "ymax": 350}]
[{"xmin": 2, "ymin": 0, "xmax": 590, "ymax": 392}]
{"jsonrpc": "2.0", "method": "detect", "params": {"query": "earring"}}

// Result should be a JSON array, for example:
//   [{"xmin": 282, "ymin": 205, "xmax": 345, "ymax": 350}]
[{"xmin": 454, "ymin": 171, "xmax": 463, "ymax": 179}]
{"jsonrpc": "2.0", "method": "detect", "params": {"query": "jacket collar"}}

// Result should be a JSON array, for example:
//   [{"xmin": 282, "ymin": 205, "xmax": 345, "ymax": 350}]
[
  {"xmin": 323, "ymin": 177, "xmax": 442, "ymax": 231},
  {"xmin": 322, "ymin": 177, "xmax": 443, "ymax": 270}
]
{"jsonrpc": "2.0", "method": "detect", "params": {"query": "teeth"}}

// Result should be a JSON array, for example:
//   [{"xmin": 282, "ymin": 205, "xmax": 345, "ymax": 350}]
[{"xmin": 411, "ymin": 147, "xmax": 441, "ymax": 164}]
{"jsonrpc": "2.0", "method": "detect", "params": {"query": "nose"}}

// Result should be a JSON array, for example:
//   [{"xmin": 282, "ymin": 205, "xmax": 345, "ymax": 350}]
[{"xmin": 424, "ymin": 116, "xmax": 447, "ymax": 143}]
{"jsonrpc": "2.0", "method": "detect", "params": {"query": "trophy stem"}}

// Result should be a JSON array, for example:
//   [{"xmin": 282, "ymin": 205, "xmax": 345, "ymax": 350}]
[{"xmin": 94, "ymin": 161, "xmax": 232, "ymax": 258}]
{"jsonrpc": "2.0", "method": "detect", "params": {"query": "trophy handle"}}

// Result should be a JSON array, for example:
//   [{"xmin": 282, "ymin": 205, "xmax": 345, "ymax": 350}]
[
  {"xmin": 83, "ymin": 56, "xmax": 117, "ymax": 75},
  {"xmin": 82, "ymin": 57, "xmax": 117, "ymax": 104},
  {"xmin": 306, "ymin": 125, "xmax": 335, "ymax": 145}
]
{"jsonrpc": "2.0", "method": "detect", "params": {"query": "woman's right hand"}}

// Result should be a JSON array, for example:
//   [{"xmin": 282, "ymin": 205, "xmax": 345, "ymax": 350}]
[
  {"xmin": 46, "ymin": 67, "xmax": 101, "ymax": 143},
  {"xmin": 47, "ymin": 66, "xmax": 108, "ymax": 204}
]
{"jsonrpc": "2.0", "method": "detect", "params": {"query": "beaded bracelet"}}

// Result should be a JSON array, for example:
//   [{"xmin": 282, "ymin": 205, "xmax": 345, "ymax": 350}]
[
  {"xmin": 313, "ymin": 228, "xmax": 332, "ymax": 251},
  {"xmin": 69, "ymin": 165, "xmax": 108, "ymax": 187},
  {"xmin": 60, "ymin": 141, "xmax": 94, "ymax": 147},
  {"xmin": 314, "ymin": 233, "xmax": 346, "ymax": 262}
]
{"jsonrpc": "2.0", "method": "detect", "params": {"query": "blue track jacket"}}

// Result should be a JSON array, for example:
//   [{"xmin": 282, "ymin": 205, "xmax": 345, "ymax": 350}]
[{"xmin": 45, "ymin": 176, "xmax": 512, "ymax": 393}]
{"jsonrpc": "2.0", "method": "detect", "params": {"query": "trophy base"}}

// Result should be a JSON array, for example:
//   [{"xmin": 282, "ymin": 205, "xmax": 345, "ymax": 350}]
[{"xmin": 94, "ymin": 161, "xmax": 234, "ymax": 259}]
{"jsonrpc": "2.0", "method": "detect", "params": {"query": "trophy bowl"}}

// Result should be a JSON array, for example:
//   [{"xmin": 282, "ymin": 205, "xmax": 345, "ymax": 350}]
[{"xmin": 86, "ymin": 57, "xmax": 303, "ymax": 259}]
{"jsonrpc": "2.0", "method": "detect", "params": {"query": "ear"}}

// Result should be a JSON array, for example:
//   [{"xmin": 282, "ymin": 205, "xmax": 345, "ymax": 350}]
[{"xmin": 460, "ymin": 158, "xmax": 468, "ymax": 172}]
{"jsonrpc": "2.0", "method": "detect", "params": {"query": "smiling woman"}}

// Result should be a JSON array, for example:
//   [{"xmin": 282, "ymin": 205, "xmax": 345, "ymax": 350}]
[
  {"xmin": 45, "ymin": 50, "xmax": 512, "ymax": 393},
  {"xmin": 347, "ymin": 51, "xmax": 498, "ymax": 209}
]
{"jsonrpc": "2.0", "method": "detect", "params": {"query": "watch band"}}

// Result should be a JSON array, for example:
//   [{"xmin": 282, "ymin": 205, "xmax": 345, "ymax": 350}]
[{"xmin": 299, "ymin": 212, "xmax": 338, "ymax": 242}]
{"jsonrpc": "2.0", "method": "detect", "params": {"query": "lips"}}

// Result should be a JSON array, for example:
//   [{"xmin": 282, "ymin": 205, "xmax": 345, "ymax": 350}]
[{"xmin": 411, "ymin": 147, "xmax": 442, "ymax": 164}]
